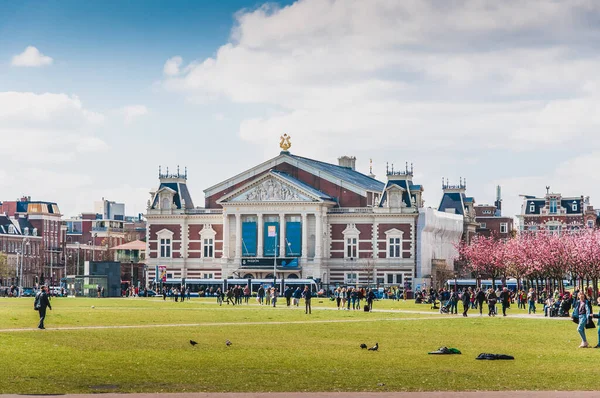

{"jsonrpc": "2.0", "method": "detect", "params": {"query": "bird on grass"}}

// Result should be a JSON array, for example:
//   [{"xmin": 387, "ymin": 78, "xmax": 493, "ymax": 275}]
[
  {"xmin": 225, "ymin": 339, "xmax": 232, "ymax": 347},
  {"xmin": 368, "ymin": 343, "xmax": 379, "ymax": 351},
  {"xmin": 190, "ymin": 340, "xmax": 198, "ymax": 346},
  {"xmin": 360, "ymin": 344, "xmax": 367, "ymax": 349}
]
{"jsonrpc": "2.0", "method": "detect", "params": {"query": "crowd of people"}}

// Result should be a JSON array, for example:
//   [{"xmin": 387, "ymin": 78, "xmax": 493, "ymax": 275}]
[{"xmin": 332, "ymin": 286, "xmax": 376, "ymax": 311}]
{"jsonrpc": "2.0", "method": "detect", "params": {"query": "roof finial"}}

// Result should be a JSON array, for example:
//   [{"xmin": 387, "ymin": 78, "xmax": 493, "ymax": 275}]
[
  {"xmin": 411, "ymin": 163, "xmax": 414, "ymax": 174},
  {"xmin": 546, "ymin": 185, "xmax": 550, "ymax": 194},
  {"xmin": 391, "ymin": 163, "xmax": 394, "ymax": 173},
  {"xmin": 185, "ymin": 166, "xmax": 187, "ymax": 178},
  {"xmin": 386, "ymin": 162, "xmax": 389, "ymax": 174},
  {"xmin": 464, "ymin": 177, "xmax": 467, "ymax": 187},
  {"xmin": 166, "ymin": 166, "xmax": 169, "ymax": 175},
  {"xmin": 159, "ymin": 165, "xmax": 161, "ymax": 177},
  {"xmin": 369, "ymin": 158, "xmax": 373, "ymax": 174},
  {"xmin": 279, "ymin": 133, "xmax": 292, "ymax": 152},
  {"xmin": 177, "ymin": 165, "xmax": 180, "ymax": 175}
]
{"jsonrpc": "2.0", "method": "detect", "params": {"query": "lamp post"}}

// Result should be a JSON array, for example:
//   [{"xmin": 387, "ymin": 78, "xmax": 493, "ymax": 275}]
[
  {"xmin": 92, "ymin": 233, "xmax": 97, "ymax": 261},
  {"xmin": 75, "ymin": 242, "xmax": 80, "ymax": 276},
  {"xmin": 19, "ymin": 238, "xmax": 30, "ymax": 296}
]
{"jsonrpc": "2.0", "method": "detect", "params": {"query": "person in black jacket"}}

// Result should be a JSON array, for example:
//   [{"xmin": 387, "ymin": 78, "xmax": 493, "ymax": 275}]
[
  {"xmin": 284, "ymin": 286, "xmax": 293, "ymax": 306},
  {"xmin": 499, "ymin": 287, "xmax": 511, "ymax": 316},
  {"xmin": 35, "ymin": 285, "xmax": 52, "ymax": 329},
  {"xmin": 476, "ymin": 288, "xmax": 486, "ymax": 316},
  {"xmin": 462, "ymin": 288, "xmax": 471, "ymax": 317}
]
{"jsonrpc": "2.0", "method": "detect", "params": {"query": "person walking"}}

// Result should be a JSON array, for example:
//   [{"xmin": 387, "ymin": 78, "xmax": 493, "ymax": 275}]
[
  {"xmin": 499, "ymin": 287, "xmax": 511, "ymax": 317},
  {"xmin": 271, "ymin": 287, "xmax": 278, "ymax": 307},
  {"xmin": 449, "ymin": 290, "xmax": 458, "ymax": 315},
  {"xmin": 367, "ymin": 288, "xmax": 375, "ymax": 312},
  {"xmin": 284, "ymin": 286, "xmax": 293, "ymax": 307},
  {"xmin": 341, "ymin": 287, "xmax": 347, "ymax": 310},
  {"xmin": 476, "ymin": 288, "xmax": 486, "ymax": 316},
  {"xmin": 462, "ymin": 288, "xmax": 471, "ymax": 317},
  {"xmin": 487, "ymin": 288, "xmax": 497, "ymax": 316},
  {"xmin": 527, "ymin": 288, "xmax": 536, "ymax": 314},
  {"xmin": 265, "ymin": 287, "xmax": 271, "ymax": 306},
  {"xmin": 216, "ymin": 287, "xmax": 223, "ymax": 306},
  {"xmin": 576, "ymin": 292, "xmax": 592, "ymax": 348},
  {"xmin": 293, "ymin": 287, "xmax": 302, "ymax": 306},
  {"xmin": 347, "ymin": 287, "xmax": 353, "ymax": 310},
  {"xmin": 258, "ymin": 285, "xmax": 265, "ymax": 305},
  {"xmin": 302, "ymin": 285, "xmax": 312, "ymax": 314},
  {"xmin": 334, "ymin": 287, "xmax": 341, "ymax": 310},
  {"xmin": 244, "ymin": 285, "xmax": 251, "ymax": 304},
  {"xmin": 34, "ymin": 285, "xmax": 52, "ymax": 329}
]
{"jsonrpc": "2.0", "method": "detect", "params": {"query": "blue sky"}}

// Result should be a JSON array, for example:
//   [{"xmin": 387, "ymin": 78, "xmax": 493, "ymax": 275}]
[{"xmin": 1, "ymin": 0, "xmax": 599, "ymax": 221}]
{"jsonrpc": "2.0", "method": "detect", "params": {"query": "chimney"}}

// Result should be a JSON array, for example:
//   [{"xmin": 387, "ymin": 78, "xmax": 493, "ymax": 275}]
[
  {"xmin": 338, "ymin": 155, "xmax": 356, "ymax": 170},
  {"xmin": 494, "ymin": 185, "xmax": 502, "ymax": 216}
]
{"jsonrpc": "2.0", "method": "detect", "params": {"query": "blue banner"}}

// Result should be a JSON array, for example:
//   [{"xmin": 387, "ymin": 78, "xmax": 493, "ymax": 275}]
[
  {"xmin": 286, "ymin": 221, "xmax": 302, "ymax": 256},
  {"xmin": 242, "ymin": 222, "xmax": 257, "ymax": 256}
]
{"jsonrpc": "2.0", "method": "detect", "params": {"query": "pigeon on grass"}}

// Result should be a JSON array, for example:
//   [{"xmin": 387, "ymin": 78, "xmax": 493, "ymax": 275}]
[
  {"xmin": 225, "ymin": 339, "xmax": 232, "ymax": 347},
  {"xmin": 368, "ymin": 343, "xmax": 379, "ymax": 351},
  {"xmin": 190, "ymin": 340, "xmax": 198, "ymax": 346},
  {"xmin": 360, "ymin": 344, "xmax": 367, "ymax": 349}
]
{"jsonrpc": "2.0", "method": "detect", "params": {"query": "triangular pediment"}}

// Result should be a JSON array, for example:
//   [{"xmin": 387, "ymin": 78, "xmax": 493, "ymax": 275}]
[{"xmin": 218, "ymin": 172, "xmax": 324, "ymax": 204}]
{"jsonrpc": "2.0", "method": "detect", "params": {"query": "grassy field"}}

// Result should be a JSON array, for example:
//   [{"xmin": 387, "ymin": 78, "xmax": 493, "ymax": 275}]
[{"xmin": 0, "ymin": 296, "xmax": 596, "ymax": 393}]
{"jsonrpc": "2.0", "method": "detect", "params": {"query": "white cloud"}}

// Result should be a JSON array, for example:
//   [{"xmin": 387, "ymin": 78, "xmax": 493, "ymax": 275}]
[
  {"xmin": 0, "ymin": 92, "xmax": 107, "ymax": 163},
  {"xmin": 163, "ymin": 56, "xmax": 183, "ymax": 76},
  {"xmin": 121, "ymin": 104, "xmax": 149, "ymax": 124},
  {"xmin": 162, "ymin": 0, "xmax": 600, "ymax": 158},
  {"xmin": 11, "ymin": 46, "xmax": 53, "ymax": 67}
]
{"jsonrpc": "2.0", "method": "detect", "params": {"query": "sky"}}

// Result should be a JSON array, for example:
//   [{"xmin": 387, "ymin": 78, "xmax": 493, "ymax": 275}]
[{"xmin": 1, "ymin": 0, "xmax": 600, "ymax": 220}]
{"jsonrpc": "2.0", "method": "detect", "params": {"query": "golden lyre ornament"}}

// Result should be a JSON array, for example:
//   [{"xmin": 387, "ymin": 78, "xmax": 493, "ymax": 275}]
[{"xmin": 279, "ymin": 134, "xmax": 292, "ymax": 151}]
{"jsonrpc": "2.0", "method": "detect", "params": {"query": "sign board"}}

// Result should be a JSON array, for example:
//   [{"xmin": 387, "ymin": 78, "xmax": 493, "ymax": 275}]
[
  {"xmin": 267, "ymin": 225, "xmax": 277, "ymax": 237},
  {"xmin": 241, "ymin": 258, "xmax": 299, "ymax": 267},
  {"xmin": 158, "ymin": 266, "xmax": 167, "ymax": 282}
]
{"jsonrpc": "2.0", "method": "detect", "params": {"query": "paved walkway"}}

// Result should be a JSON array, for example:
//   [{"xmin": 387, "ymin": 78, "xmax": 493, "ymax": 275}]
[{"xmin": 2, "ymin": 392, "xmax": 597, "ymax": 398}]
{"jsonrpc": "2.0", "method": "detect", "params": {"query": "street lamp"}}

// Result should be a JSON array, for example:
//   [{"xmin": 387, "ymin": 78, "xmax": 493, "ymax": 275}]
[
  {"xmin": 92, "ymin": 233, "xmax": 97, "ymax": 261},
  {"xmin": 18, "ymin": 238, "xmax": 30, "ymax": 297},
  {"xmin": 75, "ymin": 242, "xmax": 80, "ymax": 276}
]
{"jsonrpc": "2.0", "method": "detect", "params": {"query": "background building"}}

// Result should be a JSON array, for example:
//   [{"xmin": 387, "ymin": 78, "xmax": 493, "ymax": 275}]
[
  {"xmin": 0, "ymin": 196, "xmax": 63, "ymax": 286},
  {"xmin": 474, "ymin": 186, "xmax": 514, "ymax": 239},
  {"xmin": 517, "ymin": 187, "xmax": 596, "ymax": 233}
]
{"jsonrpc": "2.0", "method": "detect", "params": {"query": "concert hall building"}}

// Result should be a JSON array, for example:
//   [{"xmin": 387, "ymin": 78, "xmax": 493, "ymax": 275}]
[{"xmin": 144, "ymin": 139, "xmax": 463, "ymax": 289}]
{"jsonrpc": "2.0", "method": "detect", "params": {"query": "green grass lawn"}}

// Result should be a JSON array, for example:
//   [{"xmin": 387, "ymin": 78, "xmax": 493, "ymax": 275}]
[{"xmin": 0, "ymin": 296, "xmax": 595, "ymax": 393}]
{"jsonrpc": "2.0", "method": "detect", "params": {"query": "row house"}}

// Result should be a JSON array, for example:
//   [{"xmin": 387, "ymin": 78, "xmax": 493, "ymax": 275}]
[
  {"xmin": 0, "ymin": 197, "xmax": 63, "ymax": 285},
  {"xmin": 518, "ymin": 188, "xmax": 597, "ymax": 233},
  {"xmin": 474, "ymin": 186, "xmax": 514, "ymax": 239},
  {"xmin": 145, "ymin": 138, "xmax": 463, "ymax": 289},
  {"xmin": 0, "ymin": 214, "xmax": 43, "ymax": 286}
]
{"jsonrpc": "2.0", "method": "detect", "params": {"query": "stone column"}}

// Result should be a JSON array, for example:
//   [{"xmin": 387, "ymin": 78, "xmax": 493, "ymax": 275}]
[
  {"xmin": 257, "ymin": 213, "xmax": 264, "ymax": 258},
  {"xmin": 235, "ymin": 213, "xmax": 242, "ymax": 259},
  {"xmin": 222, "ymin": 213, "xmax": 229, "ymax": 259},
  {"xmin": 301, "ymin": 213, "xmax": 308, "ymax": 261},
  {"xmin": 279, "ymin": 213, "xmax": 286, "ymax": 258},
  {"xmin": 315, "ymin": 210, "xmax": 322, "ymax": 258}
]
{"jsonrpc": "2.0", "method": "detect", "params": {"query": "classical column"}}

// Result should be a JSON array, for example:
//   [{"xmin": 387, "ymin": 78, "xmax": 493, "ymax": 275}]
[
  {"xmin": 279, "ymin": 213, "xmax": 286, "ymax": 257},
  {"xmin": 315, "ymin": 210, "xmax": 322, "ymax": 258},
  {"xmin": 222, "ymin": 213, "xmax": 229, "ymax": 259},
  {"xmin": 235, "ymin": 213, "xmax": 242, "ymax": 259},
  {"xmin": 257, "ymin": 213, "xmax": 264, "ymax": 257},
  {"xmin": 301, "ymin": 213, "xmax": 308, "ymax": 261}
]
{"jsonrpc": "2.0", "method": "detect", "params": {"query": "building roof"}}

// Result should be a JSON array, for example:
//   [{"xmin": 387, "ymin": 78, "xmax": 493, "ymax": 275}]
[
  {"xmin": 151, "ymin": 181, "xmax": 195, "ymax": 210},
  {"xmin": 288, "ymin": 154, "xmax": 385, "ymax": 192},
  {"xmin": 270, "ymin": 170, "xmax": 333, "ymax": 201},
  {"xmin": 439, "ymin": 192, "xmax": 466, "ymax": 215},
  {"xmin": 111, "ymin": 240, "xmax": 146, "ymax": 251}
]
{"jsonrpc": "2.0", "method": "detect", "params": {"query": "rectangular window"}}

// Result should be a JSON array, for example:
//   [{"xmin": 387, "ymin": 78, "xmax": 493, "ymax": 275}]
[
  {"xmin": 572, "ymin": 203, "xmax": 578, "ymax": 212},
  {"xmin": 500, "ymin": 223, "xmax": 508, "ymax": 233},
  {"xmin": 529, "ymin": 204, "xmax": 535, "ymax": 213},
  {"xmin": 203, "ymin": 238, "xmax": 214, "ymax": 258},
  {"xmin": 345, "ymin": 273, "xmax": 357, "ymax": 284},
  {"xmin": 388, "ymin": 237, "xmax": 401, "ymax": 258},
  {"xmin": 547, "ymin": 225, "xmax": 561, "ymax": 235},
  {"xmin": 479, "ymin": 223, "xmax": 487, "ymax": 229},
  {"xmin": 160, "ymin": 238, "xmax": 171, "ymax": 258},
  {"xmin": 387, "ymin": 274, "xmax": 394, "ymax": 284},
  {"xmin": 203, "ymin": 273, "xmax": 214, "ymax": 279},
  {"xmin": 588, "ymin": 220, "xmax": 594, "ymax": 228},
  {"xmin": 549, "ymin": 198, "xmax": 557, "ymax": 214},
  {"xmin": 346, "ymin": 237, "xmax": 357, "ymax": 258}
]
